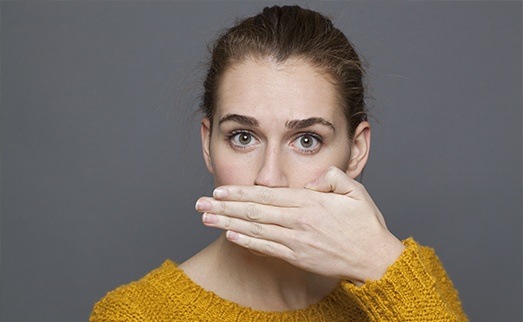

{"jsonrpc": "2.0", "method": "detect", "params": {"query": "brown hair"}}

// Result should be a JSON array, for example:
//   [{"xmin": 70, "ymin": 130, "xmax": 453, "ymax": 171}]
[{"xmin": 201, "ymin": 5, "xmax": 367, "ymax": 140}]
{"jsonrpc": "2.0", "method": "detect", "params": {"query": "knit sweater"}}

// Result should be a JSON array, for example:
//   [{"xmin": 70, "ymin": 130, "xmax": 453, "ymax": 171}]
[{"xmin": 90, "ymin": 238, "xmax": 467, "ymax": 321}]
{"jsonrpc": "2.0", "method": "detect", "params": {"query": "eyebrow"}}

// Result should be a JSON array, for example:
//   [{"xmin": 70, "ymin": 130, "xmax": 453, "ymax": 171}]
[
  {"xmin": 219, "ymin": 114, "xmax": 259, "ymax": 127},
  {"xmin": 218, "ymin": 113, "xmax": 335, "ymax": 132},
  {"xmin": 285, "ymin": 117, "xmax": 335, "ymax": 132}
]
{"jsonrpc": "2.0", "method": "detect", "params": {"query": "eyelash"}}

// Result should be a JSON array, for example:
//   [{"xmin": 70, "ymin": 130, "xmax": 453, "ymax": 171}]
[
  {"xmin": 226, "ymin": 130, "xmax": 324, "ymax": 154},
  {"xmin": 226, "ymin": 130, "xmax": 258, "ymax": 150},
  {"xmin": 292, "ymin": 132, "xmax": 323, "ymax": 154}
]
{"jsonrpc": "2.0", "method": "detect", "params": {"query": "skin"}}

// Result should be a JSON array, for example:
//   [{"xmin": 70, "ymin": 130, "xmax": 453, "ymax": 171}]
[{"xmin": 181, "ymin": 57, "xmax": 405, "ymax": 311}]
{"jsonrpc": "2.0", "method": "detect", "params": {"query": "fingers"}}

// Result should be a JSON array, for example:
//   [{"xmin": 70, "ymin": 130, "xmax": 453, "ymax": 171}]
[
  {"xmin": 202, "ymin": 213, "xmax": 290, "ymax": 244},
  {"xmin": 225, "ymin": 231, "xmax": 293, "ymax": 259},
  {"xmin": 304, "ymin": 166, "xmax": 361, "ymax": 196},
  {"xmin": 305, "ymin": 166, "xmax": 387, "ymax": 228},
  {"xmin": 195, "ymin": 198, "xmax": 296, "ymax": 227},
  {"xmin": 209, "ymin": 167, "xmax": 360, "ymax": 205},
  {"xmin": 212, "ymin": 185, "xmax": 310, "ymax": 207}
]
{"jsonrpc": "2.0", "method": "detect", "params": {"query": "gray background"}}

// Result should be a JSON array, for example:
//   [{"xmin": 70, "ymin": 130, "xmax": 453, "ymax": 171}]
[{"xmin": 1, "ymin": 1, "xmax": 521, "ymax": 321}]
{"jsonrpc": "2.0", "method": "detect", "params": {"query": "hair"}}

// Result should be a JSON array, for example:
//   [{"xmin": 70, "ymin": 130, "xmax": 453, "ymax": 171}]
[{"xmin": 201, "ymin": 5, "xmax": 367, "ymax": 140}]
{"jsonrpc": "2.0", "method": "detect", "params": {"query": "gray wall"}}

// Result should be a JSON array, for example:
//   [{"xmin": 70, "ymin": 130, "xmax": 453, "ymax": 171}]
[{"xmin": 1, "ymin": 1, "xmax": 521, "ymax": 321}]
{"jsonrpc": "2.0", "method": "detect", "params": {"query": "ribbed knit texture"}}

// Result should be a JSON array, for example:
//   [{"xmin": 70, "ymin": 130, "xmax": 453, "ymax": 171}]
[{"xmin": 90, "ymin": 238, "xmax": 467, "ymax": 321}]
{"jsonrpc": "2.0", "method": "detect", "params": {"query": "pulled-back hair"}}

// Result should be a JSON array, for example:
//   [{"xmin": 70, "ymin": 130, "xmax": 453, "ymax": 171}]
[{"xmin": 201, "ymin": 5, "xmax": 367, "ymax": 140}]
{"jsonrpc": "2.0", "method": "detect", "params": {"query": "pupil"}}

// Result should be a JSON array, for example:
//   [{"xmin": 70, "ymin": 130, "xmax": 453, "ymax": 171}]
[
  {"xmin": 240, "ymin": 134, "xmax": 250, "ymax": 144},
  {"xmin": 301, "ymin": 136, "xmax": 312, "ymax": 148}
]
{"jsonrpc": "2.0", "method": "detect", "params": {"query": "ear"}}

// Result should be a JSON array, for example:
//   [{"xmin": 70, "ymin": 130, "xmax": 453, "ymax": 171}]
[
  {"xmin": 346, "ymin": 121, "xmax": 371, "ymax": 179},
  {"xmin": 200, "ymin": 118, "xmax": 214, "ymax": 175}
]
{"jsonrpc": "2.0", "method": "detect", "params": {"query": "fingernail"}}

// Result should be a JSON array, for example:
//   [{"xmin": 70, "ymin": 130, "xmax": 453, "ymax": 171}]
[
  {"xmin": 202, "ymin": 213, "xmax": 217, "ymax": 224},
  {"xmin": 305, "ymin": 179, "xmax": 318, "ymax": 189},
  {"xmin": 226, "ymin": 230, "xmax": 239, "ymax": 241},
  {"xmin": 195, "ymin": 199, "xmax": 212, "ymax": 211},
  {"xmin": 213, "ymin": 188, "xmax": 228, "ymax": 199}
]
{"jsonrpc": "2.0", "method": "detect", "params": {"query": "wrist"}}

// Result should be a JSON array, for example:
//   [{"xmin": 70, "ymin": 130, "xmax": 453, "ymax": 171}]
[{"xmin": 352, "ymin": 233, "xmax": 405, "ymax": 285}]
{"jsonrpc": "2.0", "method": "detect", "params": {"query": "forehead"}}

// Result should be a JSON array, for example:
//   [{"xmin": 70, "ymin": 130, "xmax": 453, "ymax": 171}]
[{"xmin": 215, "ymin": 58, "xmax": 343, "ymax": 123}]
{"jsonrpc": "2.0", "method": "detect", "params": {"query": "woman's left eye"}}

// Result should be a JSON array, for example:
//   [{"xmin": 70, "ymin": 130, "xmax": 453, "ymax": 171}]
[{"xmin": 293, "ymin": 134, "xmax": 322, "ymax": 153}]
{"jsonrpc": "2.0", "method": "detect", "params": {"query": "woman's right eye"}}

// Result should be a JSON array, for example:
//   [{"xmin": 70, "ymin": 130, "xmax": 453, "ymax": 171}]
[{"xmin": 229, "ymin": 131, "xmax": 257, "ymax": 149}]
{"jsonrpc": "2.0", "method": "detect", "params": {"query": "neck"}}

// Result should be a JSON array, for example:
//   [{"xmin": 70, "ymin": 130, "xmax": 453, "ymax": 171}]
[{"xmin": 181, "ymin": 234, "xmax": 339, "ymax": 311}]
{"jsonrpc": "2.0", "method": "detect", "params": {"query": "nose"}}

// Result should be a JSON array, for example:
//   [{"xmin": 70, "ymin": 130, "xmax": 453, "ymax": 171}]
[{"xmin": 254, "ymin": 145, "xmax": 288, "ymax": 187}]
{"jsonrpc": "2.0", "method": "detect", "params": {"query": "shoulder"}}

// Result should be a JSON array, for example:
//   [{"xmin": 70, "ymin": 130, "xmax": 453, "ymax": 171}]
[{"xmin": 89, "ymin": 260, "xmax": 184, "ymax": 322}]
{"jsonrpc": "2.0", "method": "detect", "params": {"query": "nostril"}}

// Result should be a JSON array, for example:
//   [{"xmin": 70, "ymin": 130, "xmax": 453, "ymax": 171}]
[{"xmin": 253, "ymin": 149, "xmax": 288, "ymax": 187}]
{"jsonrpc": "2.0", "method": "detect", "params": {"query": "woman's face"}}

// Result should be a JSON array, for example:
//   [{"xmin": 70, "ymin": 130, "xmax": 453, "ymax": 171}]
[{"xmin": 201, "ymin": 58, "xmax": 365, "ymax": 188}]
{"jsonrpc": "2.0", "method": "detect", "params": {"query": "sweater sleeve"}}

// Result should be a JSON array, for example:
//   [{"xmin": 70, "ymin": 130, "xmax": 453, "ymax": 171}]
[
  {"xmin": 89, "ymin": 285, "xmax": 147, "ymax": 322},
  {"xmin": 341, "ymin": 238, "xmax": 468, "ymax": 321}
]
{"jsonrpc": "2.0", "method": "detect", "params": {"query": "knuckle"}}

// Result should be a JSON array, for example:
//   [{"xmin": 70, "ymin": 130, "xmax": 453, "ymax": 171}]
[
  {"xmin": 223, "ymin": 216, "xmax": 232, "ymax": 228},
  {"xmin": 246, "ymin": 203, "xmax": 259, "ymax": 220},
  {"xmin": 262, "ymin": 243, "xmax": 275, "ymax": 255},
  {"xmin": 273, "ymin": 210, "xmax": 284, "ymax": 223},
  {"xmin": 287, "ymin": 249, "xmax": 299, "ymax": 263},
  {"xmin": 295, "ymin": 214, "xmax": 312, "ymax": 229},
  {"xmin": 250, "ymin": 222, "xmax": 263, "ymax": 236},
  {"xmin": 219, "ymin": 201, "xmax": 226, "ymax": 213},
  {"xmin": 236, "ymin": 187, "xmax": 245, "ymax": 200},
  {"xmin": 301, "ymin": 197, "xmax": 315, "ymax": 208},
  {"xmin": 242, "ymin": 236, "xmax": 251, "ymax": 248},
  {"xmin": 292, "ymin": 230, "xmax": 307, "ymax": 245},
  {"xmin": 318, "ymin": 195, "xmax": 332, "ymax": 209},
  {"xmin": 260, "ymin": 188, "xmax": 274, "ymax": 204}
]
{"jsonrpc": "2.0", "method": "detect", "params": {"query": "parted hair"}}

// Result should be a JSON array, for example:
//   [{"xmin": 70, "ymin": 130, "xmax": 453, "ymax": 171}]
[{"xmin": 201, "ymin": 5, "xmax": 367, "ymax": 139}]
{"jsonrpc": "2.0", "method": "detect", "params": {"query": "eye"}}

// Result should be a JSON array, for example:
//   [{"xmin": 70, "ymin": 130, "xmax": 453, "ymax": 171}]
[
  {"xmin": 293, "ymin": 133, "xmax": 322, "ymax": 153},
  {"xmin": 229, "ymin": 131, "xmax": 257, "ymax": 149}
]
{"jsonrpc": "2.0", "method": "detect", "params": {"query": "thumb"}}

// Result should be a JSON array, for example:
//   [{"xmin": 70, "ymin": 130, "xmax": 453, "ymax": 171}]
[
  {"xmin": 304, "ymin": 166, "xmax": 355, "ymax": 196},
  {"xmin": 305, "ymin": 166, "xmax": 388, "ymax": 228}
]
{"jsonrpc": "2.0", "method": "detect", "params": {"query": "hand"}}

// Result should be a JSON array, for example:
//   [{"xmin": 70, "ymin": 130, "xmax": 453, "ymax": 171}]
[{"xmin": 195, "ymin": 166, "xmax": 405, "ymax": 284}]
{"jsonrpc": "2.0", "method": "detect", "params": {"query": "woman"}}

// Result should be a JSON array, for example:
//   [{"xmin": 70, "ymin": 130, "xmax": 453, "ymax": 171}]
[{"xmin": 90, "ymin": 5, "xmax": 467, "ymax": 321}]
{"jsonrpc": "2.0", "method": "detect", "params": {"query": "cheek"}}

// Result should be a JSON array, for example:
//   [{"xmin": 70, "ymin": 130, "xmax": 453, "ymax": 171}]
[
  {"xmin": 212, "ymin": 163, "xmax": 242, "ymax": 186},
  {"xmin": 285, "ymin": 152, "xmax": 351, "ymax": 188},
  {"xmin": 285, "ymin": 164, "xmax": 327, "ymax": 188},
  {"xmin": 210, "ymin": 152, "xmax": 258, "ymax": 186}
]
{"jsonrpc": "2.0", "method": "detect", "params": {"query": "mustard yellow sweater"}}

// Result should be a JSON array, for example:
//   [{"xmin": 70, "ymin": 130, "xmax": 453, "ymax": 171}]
[{"xmin": 90, "ymin": 238, "xmax": 467, "ymax": 321}]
